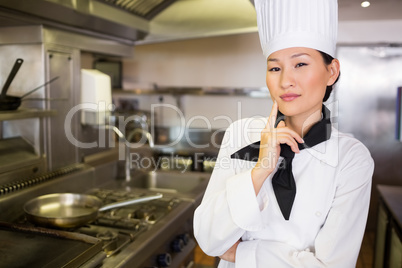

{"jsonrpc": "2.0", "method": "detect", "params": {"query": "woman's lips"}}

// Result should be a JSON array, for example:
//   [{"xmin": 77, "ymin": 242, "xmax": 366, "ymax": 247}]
[{"xmin": 280, "ymin": 93, "xmax": 301, "ymax": 102}]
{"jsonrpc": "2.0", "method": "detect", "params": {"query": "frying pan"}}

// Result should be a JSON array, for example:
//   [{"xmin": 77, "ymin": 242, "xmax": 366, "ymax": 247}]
[
  {"xmin": 0, "ymin": 58, "xmax": 23, "ymax": 110},
  {"xmin": 0, "ymin": 58, "xmax": 59, "ymax": 111},
  {"xmin": 24, "ymin": 192, "xmax": 163, "ymax": 229}
]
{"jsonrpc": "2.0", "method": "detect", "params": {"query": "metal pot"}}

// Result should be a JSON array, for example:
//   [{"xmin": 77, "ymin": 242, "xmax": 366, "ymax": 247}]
[{"xmin": 24, "ymin": 192, "xmax": 163, "ymax": 229}]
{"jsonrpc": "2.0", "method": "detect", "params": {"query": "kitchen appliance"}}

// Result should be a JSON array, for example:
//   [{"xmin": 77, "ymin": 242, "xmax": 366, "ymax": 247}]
[
  {"xmin": 81, "ymin": 69, "xmax": 113, "ymax": 125},
  {"xmin": 0, "ymin": 165, "xmax": 198, "ymax": 268}
]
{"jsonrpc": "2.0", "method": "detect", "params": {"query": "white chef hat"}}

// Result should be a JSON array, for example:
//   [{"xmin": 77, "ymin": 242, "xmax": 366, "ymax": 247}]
[{"xmin": 255, "ymin": 0, "xmax": 338, "ymax": 59}]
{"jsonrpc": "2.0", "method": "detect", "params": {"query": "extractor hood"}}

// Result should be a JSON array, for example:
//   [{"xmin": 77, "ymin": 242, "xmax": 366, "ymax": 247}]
[
  {"xmin": 0, "ymin": 0, "xmax": 258, "ymax": 44},
  {"xmin": 144, "ymin": 0, "xmax": 257, "ymax": 43},
  {"xmin": 0, "ymin": 0, "xmax": 165, "ymax": 43},
  {"xmin": 1, "ymin": 0, "xmax": 402, "ymax": 45},
  {"xmin": 98, "ymin": 0, "xmax": 178, "ymax": 20}
]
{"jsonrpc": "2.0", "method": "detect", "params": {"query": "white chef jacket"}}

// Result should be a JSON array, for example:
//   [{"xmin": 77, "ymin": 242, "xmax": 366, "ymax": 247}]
[{"xmin": 193, "ymin": 116, "xmax": 374, "ymax": 268}]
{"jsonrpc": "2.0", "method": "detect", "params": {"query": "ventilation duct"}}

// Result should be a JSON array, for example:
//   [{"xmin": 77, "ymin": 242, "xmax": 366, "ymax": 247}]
[{"xmin": 98, "ymin": 0, "xmax": 176, "ymax": 20}]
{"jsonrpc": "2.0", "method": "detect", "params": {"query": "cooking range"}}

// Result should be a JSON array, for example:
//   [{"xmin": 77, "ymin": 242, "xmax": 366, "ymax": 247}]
[{"xmin": 0, "ymin": 165, "xmax": 198, "ymax": 268}]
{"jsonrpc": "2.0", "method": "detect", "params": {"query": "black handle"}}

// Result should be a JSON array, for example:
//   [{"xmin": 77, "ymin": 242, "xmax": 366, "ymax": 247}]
[{"xmin": 1, "ymin": 58, "xmax": 24, "ymax": 98}]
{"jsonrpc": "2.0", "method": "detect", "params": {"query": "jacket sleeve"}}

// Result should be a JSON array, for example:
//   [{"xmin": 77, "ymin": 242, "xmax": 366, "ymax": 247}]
[
  {"xmin": 193, "ymin": 121, "xmax": 267, "ymax": 257},
  {"xmin": 236, "ymin": 142, "xmax": 374, "ymax": 268},
  {"xmin": 312, "ymin": 142, "xmax": 374, "ymax": 267}
]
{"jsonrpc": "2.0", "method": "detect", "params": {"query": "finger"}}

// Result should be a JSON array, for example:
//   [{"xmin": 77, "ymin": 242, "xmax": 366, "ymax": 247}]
[
  {"xmin": 266, "ymin": 101, "xmax": 278, "ymax": 129},
  {"xmin": 261, "ymin": 124, "xmax": 304, "ymax": 146},
  {"xmin": 277, "ymin": 121, "xmax": 286, "ymax": 128},
  {"xmin": 276, "ymin": 127, "xmax": 304, "ymax": 145},
  {"xmin": 276, "ymin": 134, "xmax": 300, "ymax": 153},
  {"xmin": 259, "ymin": 129, "xmax": 300, "ymax": 153}
]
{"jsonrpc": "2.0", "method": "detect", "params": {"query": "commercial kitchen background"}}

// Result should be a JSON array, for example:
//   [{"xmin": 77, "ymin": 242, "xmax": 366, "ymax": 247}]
[{"xmin": 0, "ymin": 0, "xmax": 402, "ymax": 267}]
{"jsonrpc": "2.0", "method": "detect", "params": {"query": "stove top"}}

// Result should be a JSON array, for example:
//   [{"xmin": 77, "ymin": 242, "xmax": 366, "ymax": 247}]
[
  {"xmin": 77, "ymin": 188, "xmax": 183, "ymax": 259},
  {"xmin": 0, "ymin": 167, "xmax": 200, "ymax": 268},
  {"xmin": 88, "ymin": 188, "xmax": 181, "ymax": 230}
]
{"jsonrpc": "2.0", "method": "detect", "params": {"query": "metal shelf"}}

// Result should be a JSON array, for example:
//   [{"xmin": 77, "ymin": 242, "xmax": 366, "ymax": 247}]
[{"xmin": 0, "ymin": 109, "xmax": 56, "ymax": 121}]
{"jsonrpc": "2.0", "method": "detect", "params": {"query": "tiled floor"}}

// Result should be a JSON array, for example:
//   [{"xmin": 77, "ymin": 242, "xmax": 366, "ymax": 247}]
[{"xmin": 194, "ymin": 231, "xmax": 375, "ymax": 268}]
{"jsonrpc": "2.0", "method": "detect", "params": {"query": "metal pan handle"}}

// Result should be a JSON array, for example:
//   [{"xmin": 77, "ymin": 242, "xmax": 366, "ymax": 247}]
[
  {"xmin": 1, "ymin": 58, "xmax": 23, "ymax": 98},
  {"xmin": 20, "ymin": 76, "xmax": 59, "ymax": 99},
  {"xmin": 98, "ymin": 193, "xmax": 163, "ymax": 212}
]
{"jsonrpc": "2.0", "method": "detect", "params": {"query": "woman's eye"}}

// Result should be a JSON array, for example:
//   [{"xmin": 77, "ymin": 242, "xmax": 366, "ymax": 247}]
[
  {"xmin": 268, "ymin": 67, "xmax": 280, "ymax": 72},
  {"xmin": 295, "ymin": 63, "xmax": 307, "ymax": 68}
]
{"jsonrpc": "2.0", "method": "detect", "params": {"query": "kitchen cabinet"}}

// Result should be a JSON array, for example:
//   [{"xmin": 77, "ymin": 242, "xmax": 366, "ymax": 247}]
[
  {"xmin": 0, "ymin": 26, "xmax": 80, "ymax": 182},
  {"xmin": 0, "ymin": 25, "xmax": 133, "ymax": 188},
  {"xmin": 0, "ymin": 45, "xmax": 78, "ymax": 180},
  {"xmin": 390, "ymin": 228, "xmax": 402, "ymax": 267},
  {"xmin": 375, "ymin": 185, "xmax": 402, "ymax": 268},
  {"xmin": 0, "ymin": 110, "xmax": 56, "ymax": 185}
]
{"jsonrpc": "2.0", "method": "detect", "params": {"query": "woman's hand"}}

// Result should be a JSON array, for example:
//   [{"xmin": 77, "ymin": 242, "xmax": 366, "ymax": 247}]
[
  {"xmin": 251, "ymin": 101, "xmax": 303, "ymax": 194},
  {"xmin": 219, "ymin": 240, "xmax": 241, "ymax": 263}
]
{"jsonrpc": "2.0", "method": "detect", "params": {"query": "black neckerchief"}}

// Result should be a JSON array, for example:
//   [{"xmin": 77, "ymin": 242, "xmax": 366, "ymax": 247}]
[{"xmin": 230, "ymin": 105, "xmax": 332, "ymax": 220}]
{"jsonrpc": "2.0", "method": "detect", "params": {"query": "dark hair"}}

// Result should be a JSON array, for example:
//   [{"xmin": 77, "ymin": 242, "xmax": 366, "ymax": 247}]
[{"xmin": 319, "ymin": 51, "xmax": 340, "ymax": 102}]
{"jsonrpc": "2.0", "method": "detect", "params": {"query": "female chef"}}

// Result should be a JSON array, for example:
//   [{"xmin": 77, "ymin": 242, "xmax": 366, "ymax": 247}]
[{"xmin": 193, "ymin": 0, "xmax": 374, "ymax": 267}]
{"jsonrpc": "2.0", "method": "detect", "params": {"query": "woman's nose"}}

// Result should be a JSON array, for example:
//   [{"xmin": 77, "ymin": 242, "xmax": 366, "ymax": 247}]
[{"xmin": 280, "ymin": 69, "xmax": 295, "ymax": 89}]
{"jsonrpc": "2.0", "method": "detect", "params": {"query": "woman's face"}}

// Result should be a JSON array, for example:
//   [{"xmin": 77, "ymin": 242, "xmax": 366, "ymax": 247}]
[{"xmin": 266, "ymin": 47, "xmax": 339, "ymax": 118}]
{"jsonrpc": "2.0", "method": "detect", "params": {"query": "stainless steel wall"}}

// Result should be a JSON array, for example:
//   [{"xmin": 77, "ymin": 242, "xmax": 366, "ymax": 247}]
[{"xmin": 336, "ymin": 45, "xmax": 402, "ymax": 230}]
